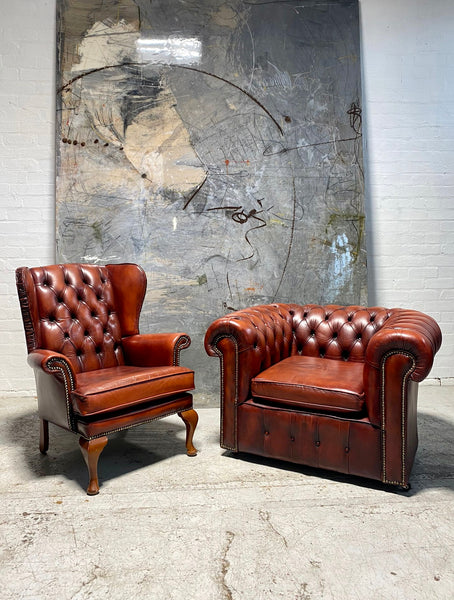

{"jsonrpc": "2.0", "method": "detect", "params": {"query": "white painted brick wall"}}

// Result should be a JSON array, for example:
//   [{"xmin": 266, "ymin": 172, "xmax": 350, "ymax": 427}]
[
  {"xmin": 0, "ymin": 0, "xmax": 452, "ymax": 396},
  {"xmin": 0, "ymin": 1, "xmax": 56, "ymax": 396},
  {"xmin": 361, "ymin": 0, "xmax": 454, "ymax": 381}
]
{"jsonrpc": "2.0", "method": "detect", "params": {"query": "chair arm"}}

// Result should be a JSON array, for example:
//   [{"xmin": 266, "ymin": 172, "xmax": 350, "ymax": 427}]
[
  {"xmin": 365, "ymin": 309, "xmax": 442, "ymax": 382},
  {"xmin": 121, "ymin": 333, "xmax": 191, "ymax": 367},
  {"xmin": 27, "ymin": 349, "xmax": 77, "ymax": 431},
  {"xmin": 364, "ymin": 309, "xmax": 442, "ymax": 426},
  {"xmin": 205, "ymin": 304, "xmax": 294, "ymax": 401},
  {"xmin": 362, "ymin": 310, "xmax": 441, "ymax": 485},
  {"xmin": 205, "ymin": 305, "xmax": 294, "ymax": 450},
  {"xmin": 27, "ymin": 349, "xmax": 77, "ymax": 387}
]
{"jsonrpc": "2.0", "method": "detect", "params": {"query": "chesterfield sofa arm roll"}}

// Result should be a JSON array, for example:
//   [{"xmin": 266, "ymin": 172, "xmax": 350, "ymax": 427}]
[{"xmin": 205, "ymin": 303, "xmax": 442, "ymax": 489}]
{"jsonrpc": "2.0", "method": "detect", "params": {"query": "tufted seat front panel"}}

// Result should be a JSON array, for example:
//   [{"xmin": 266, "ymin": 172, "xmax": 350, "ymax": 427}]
[{"xmin": 28, "ymin": 264, "xmax": 124, "ymax": 373}]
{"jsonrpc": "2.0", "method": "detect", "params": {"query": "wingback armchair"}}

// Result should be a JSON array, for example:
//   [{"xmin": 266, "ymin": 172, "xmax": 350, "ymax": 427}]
[
  {"xmin": 205, "ymin": 304, "xmax": 442, "ymax": 489},
  {"xmin": 16, "ymin": 263, "xmax": 198, "ymax": 494}
]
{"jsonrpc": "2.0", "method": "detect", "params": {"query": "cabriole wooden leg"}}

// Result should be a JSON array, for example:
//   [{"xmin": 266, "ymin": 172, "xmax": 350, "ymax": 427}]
[
  {"xmin": 178, "ymin": 409, "xmax": 198, "ymax": 457},
  {"xmin": 39, "ymin": 419, "xmax": 49, "ymax": 454},
  {"xmin": 79, "ymin": 436, "xmax": 108, "ymax": 496}
]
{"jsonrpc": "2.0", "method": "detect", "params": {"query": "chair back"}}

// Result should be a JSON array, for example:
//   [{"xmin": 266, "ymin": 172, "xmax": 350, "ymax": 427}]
[
  {"xmin": 16, "ymin": 263, "xmax": 144, "ymax": 374},
  {"xmin": 289, "ymin": 304, "xmax": 392, "ymax": 362}
]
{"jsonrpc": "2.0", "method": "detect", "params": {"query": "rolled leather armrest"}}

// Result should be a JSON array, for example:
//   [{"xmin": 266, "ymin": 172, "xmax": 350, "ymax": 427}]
[
  {"xmin": 204, "ymin": 304, "xmax": 294, "ymax": 405},
  {"xmin": 205, "ymin": 305, "xmax": 294, "ymax": 451},
  {"xmin": 26, "ymin": 349, "xmax": 76, "ymax": 430},
  {"xmin": 121, "ymin": 333, "xmax": 191, "ymax": 367},
  {"xmin": 27, "ymin": 349, "xmax": 76, "ymax": 386},
  {"xmin": 364, "ymin": 309, "xmax": 442, "ymax": 426},
  {"xmin": 365, "ymin": 309, "xmax": 442, "ymax": 383}
]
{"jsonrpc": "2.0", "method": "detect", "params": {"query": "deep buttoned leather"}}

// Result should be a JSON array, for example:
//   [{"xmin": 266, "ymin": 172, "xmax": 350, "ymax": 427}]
[
  {"xmin": 205, "ymin": 302, "xmax": 442, "ymax": 488},
  {"xmin": 16, "ymin": 262, "xmax": 198, "ymax": 495},
  {"xmin": 16, "ymin": 263, "xmax": 195, "ymax": 434},
  {"xmin": 17, "ymin": 263, "xmax": 131, "ymax": 373}
]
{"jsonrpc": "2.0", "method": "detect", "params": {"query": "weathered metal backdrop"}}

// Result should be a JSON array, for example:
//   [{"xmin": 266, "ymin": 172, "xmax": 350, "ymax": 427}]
[{"xmin": 56, "ymin": 0, "xmax": 366, "ymax": 402}]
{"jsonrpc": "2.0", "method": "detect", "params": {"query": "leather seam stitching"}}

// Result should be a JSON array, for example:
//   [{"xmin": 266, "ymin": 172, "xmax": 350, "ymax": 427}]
[{"xmin": 252, "ymin": 379, "xmax": 364, "ymax": 396}]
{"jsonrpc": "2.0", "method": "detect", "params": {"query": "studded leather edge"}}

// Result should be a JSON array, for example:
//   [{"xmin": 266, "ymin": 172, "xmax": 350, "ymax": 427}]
[
  {"xmin": 173, "ymin": 335, "xmax": 191, "ymax": 366},
  {"xmin": 15, "ymin": 268, "xmax": 37, "ymax": 353},
  {"xmin": 380, "ymin": 350, "xmax": 416, "ymax": 487},
  {"xmin": 81, "ymin": 406, "xmax": 191, "ymax": 441},
  {"xmin": 211, "ymin": 334, "xmax": 239, "ymax": 452},
  {"xmin": 46, "ymin": 357, "xmax": 76, "ymax": 431}
]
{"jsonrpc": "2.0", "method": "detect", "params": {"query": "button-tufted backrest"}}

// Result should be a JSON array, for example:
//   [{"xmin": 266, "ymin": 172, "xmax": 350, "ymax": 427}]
[
  {"xmin": 288, "ymin": 304, "xmax": 391, "ymax": 362},
  {"xmin": 16, "ymin": 264, "xmax": 127, "ymax": 374},
  {"xmin": 205, "ymin": 302, "xmax": 400, "ymax": 408},
  {"xmin": 206, "ymin": 303, "xmax": 393, "ymax": 377}
]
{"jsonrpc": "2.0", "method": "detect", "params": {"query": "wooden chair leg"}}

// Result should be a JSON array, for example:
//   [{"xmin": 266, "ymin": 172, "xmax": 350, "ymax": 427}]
[
  {"xmin": 178, "ymin": 409, "xmax": 198, "ymax": 456},
  {"xmin": 79, "ymin": 436, "xmax": 108, "ymax": 496},
  {"xmin": 39, "ymin": 419, "xmax": 49, "ymax": 454}
]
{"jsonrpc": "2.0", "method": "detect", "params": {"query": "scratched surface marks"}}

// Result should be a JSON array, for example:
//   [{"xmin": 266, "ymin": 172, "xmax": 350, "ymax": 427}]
[{"xmin": 56, "ymin": 0, "xmax": 367, "ymax": 400}]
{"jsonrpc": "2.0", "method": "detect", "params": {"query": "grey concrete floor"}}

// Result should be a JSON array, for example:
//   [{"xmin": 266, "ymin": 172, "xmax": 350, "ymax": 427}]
[{"xmin": 0, "ymin": 386, "xmax": 453, "ymax": 600}]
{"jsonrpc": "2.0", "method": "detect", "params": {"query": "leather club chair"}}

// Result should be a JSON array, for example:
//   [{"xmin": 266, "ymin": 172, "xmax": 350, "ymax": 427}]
[
  {"xmin": 16, "ymin": 263, "xmax": 198, "ymax": 495},
  {"xmin": 205, "ymin": 303, "xmax": 442, "ymax": 489}
]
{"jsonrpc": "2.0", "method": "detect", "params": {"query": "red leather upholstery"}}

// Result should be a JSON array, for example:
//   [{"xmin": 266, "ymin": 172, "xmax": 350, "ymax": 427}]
[
  {"xmin": 72, "ymin": 365, "xmax": 195, "ymax": 417},
  {"xmin": 205, "ymin": 303, "xmax": 442, "ymax": 489},
  {"xmin": 251, "ymin": 356, "xmax": 365, "ymax": 413},
  {"xmin": 18, "ymin": 263, "xmax": 131, "ymax": 372},
  {"xmin": 16, "ymin": 263, "xmax": 198, "ymax": 495}
]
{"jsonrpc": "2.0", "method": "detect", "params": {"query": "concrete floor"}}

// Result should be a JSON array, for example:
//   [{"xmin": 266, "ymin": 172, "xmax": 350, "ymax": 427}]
[{"xmin": 0, "ymin": 386, "xmax": 453, "ymax": 600}]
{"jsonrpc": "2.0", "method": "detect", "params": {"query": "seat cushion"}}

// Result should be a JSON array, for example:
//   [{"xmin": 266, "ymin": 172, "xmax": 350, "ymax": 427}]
[
  {"xmin": 71, "ymin": 365, "xmax": 194, "ymax": 417},
  {"xmin": 251, "ymin": 356, "xmax": 365, "ymax": 414}
]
